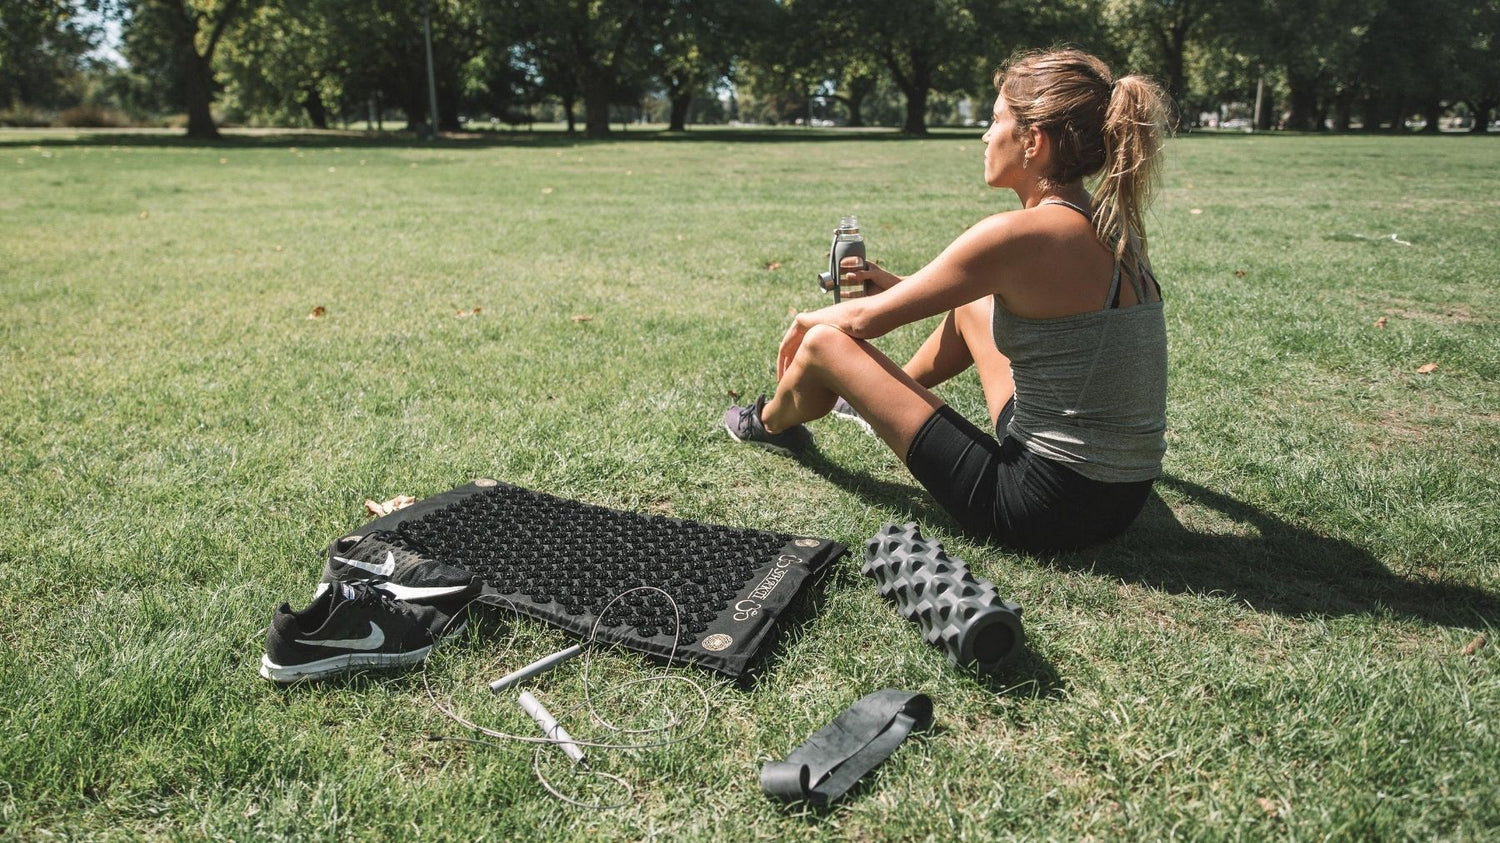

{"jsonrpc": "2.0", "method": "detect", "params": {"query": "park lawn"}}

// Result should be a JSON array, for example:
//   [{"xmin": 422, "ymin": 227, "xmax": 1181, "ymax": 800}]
[{"xmin": 1, "ymin": 126, "xmax": 1496, "ymax": 840}]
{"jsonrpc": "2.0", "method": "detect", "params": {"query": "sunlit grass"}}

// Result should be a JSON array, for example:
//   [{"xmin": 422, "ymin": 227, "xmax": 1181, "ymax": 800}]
[{"xmin": 1, "ymin": 127, "xmax": 1496, "ymax": 839}]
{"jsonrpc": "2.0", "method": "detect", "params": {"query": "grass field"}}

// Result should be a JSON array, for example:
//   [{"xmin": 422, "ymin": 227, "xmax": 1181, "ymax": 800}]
[{"xmin": 2, "ymin": 125, "xmax": 1497, "ymax": 840}]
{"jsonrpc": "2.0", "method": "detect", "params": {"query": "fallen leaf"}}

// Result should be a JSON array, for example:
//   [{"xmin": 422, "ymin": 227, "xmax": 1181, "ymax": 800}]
[
  {"xmin": 274, "ymin": 245, "xmax": 283, "ymax": 252},
  {"xmin": 1257, "ymin": 797, "xmax": 1280, "ymax": 817},
  {"xmin": 1190, "ymin": 208, "xmax": 1203, "ymax": 215},
  {"xmin": 571, "ymin": 314, "xmax": 593, "ymax": 323},
  {"xmin": 727, "ymin": 389, "xmax": 741, "ymax": 400},
  {"xmin": 138, "ymin": 211, "xmax": 149, "ymax": 219},
  {"xmin": 1374, "ymin": 316, "xmax": 1388, "ymax": 329},
  {"xmin": 676, "ymin": 234, "xmax": 685, "ymax": 241},
  {"xmin": 1462, "ymin": 634, "xmax": 1487, "ymax": 655},
  {"xmin": 219, "ymin": 157, "xmax": 227, "ymax": 164},
  {"xmin": 1233, "ymin": 269, "xmax": 1246, "ymax": 278},
  {"xmin": 327, "ymin": 166, "xmax": 336, "ymax": 173},
  {"xmin": 307, "ymin": 306, "xmax": 326, "ymax": 319},
  {"xmin": 766, "ymin": 261, "xmax": 783, "ymax": 271},
  {"xmin": 541, "ymin": 187, "xmax": 554, "ymax": 194},
  {"xmin": 1416, "ymin": 363, "xmax": 1438, "ymax": 374},
  {"xmin": 456, "ymin": 309, "xmax": 471, "ymax": 317},
  {"xmin": 471, "ymin": 306, "xmax": 482, "ymax": 315},
  {"xmin": 788, "ymin": 307, "xmax": 798, "ymax": 316},
  {"xmin": 364, "ymin": 494, "xmax": 416, "ymax": 517}
]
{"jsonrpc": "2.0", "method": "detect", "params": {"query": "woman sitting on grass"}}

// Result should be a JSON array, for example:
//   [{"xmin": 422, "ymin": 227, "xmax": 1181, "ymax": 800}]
[{"xmin": 725, "ymin": 48, "xmax": 1172, "ymax": 552}]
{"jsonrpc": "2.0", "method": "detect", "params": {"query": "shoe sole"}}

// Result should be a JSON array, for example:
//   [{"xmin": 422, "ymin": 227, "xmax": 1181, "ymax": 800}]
[
  {"xmin": 724, "ymin": 420, "xmax": 797, "ymax": 457},
  {"xmin": 831, "ymin": 410, "xmax": 876, "ymax": 437},
  {"xmin": 259, "ymin": 621, "xmax": 467, "ymax": 683}
]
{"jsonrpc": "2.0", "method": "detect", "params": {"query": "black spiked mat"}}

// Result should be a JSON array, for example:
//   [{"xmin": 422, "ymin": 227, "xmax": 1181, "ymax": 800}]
[{"xmin": 342, "ymin": 479, "xmax": 847, "ymax": 678}]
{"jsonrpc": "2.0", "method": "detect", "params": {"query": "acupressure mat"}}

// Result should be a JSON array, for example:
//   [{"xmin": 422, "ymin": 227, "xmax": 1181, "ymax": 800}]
[{"xmin": 345, "ymin": 479, "xmax": 847, "ymax": 678}]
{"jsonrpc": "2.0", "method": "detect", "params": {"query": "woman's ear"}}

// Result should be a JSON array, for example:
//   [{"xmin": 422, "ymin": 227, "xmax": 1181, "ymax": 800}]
[{"xmin": 1027, "ymin": 125, "xmax": 1050, "ymax": 164}]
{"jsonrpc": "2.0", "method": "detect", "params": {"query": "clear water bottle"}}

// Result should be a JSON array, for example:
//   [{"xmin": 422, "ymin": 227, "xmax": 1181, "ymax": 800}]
[{"xmin": 819, "ymin": 215, "xmax": 868, "ymax": 302}]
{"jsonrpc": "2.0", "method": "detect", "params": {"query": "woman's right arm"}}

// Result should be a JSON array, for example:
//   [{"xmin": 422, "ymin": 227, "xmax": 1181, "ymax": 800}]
[{"xmin": 832, "ymin": 211, "xmax": 1033, "ymax": 339}]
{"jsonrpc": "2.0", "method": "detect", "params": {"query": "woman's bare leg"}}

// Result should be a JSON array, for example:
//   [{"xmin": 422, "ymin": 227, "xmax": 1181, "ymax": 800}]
[
  {"xmin": 900, "ymin": 297, "xmax": 1017, "ymax": 426},
  {"xmin": 761, "ymin": 325, "xmax": 943, "ymax": 463}
]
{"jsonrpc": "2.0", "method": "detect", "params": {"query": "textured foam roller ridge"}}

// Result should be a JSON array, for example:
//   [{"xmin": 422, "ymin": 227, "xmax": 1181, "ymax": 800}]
[{"xmin": 862, "ymin": 522, "xmax": 1026, "ymax": 673}]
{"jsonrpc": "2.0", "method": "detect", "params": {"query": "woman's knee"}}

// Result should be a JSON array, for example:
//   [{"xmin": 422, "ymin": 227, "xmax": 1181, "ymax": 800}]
[{"xmin": 800, "ymin": 323, "xmax": 858, "ymax": 363}]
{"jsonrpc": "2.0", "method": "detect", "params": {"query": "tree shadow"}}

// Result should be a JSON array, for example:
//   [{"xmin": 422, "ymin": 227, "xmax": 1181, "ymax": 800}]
[
  {"xmin": 1054, "ymin": 474, "xmax": 1497, "ymax": 630},
  {"xmin": 0, "ymin": 126, "xmax": 955, "ymax": 152},
  {"xmin": 796, "ymin": 449, "xmax": 959, "ymax": 535}
]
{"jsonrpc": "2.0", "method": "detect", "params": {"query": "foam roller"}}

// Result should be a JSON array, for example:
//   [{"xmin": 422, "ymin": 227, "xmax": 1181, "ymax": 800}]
[{"xmin": 863, "ymin": 523, "xmax": 1025, "ymax": 673}]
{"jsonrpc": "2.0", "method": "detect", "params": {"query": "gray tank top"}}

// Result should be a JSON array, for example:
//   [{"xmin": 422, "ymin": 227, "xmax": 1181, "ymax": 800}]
[{"xmin": 990, "ymin": 199, "xmax": 1167, "ymax": 483}]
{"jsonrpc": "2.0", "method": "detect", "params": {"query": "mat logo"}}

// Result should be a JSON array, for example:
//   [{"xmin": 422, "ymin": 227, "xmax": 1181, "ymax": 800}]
[
  {"xmin": 701, "ymin": 634, "xmax": 733, "ymax": 651},
  {"xmin": 734, "ymin": 555, "xmax": 801, "ymax": 621}
]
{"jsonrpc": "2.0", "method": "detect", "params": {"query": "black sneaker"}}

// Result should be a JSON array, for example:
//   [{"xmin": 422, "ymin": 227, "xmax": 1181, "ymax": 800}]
[
  {"xmin": 317, "ymin": 530, "xmax": 480, "ymax": 613},
  {"xmin": 830, "ymin": 396, "xmax": 875, "ymax": 437},
  {"xmin": 260, "ymin": 581, "xmax": 457, "ymax": 683},
  {"xmin": 724, "ymin": 394, "xmax": 814, "ymax": 456}
]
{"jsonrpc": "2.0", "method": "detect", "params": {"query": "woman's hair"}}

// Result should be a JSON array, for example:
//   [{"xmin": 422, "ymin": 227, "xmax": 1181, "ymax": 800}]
[{"xmin": 994, "ymin": 48, "xmax": 1171, "ymax": 269}]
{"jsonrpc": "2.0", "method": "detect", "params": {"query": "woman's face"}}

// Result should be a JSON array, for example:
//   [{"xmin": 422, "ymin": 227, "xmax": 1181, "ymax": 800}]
[{"xmin": 981, "ymin": 92, "xmax": 1023, "ymax": 188}]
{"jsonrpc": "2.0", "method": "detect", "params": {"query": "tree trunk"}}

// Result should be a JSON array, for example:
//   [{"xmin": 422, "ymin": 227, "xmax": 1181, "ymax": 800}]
[
  {"xmin": 1332, "ymin": 88, "xmax": 1353, "ymax": 132},
  {"xmin": 901, "ymin": 86, "xmax": 928, "ymax": 134},
  {"xmin": 563, "ymin": 94, "xmax": 577, "ymax": 133},
  {"xmin": 182, "ymin": 53, "xmax": 220, "ymax": 140},
  {"xmin": 1285, "ymin": 71, "xmax": 1321, "ymax": 131},
  {"xmin": 301, "ymin": 86, "xmax": 328, "ymax": 129},
  {"xmin": 583, "ymin": 80, "xmax": 611, "ymax": 138},
  {"xmin": 1420, "ymin": 99, "xmax": 1442, "ymax": 133},
  {"xmin": 844, "ymin": 74, "xmax": 875, "ymax": 127},
  {"xmin": 1470, "ymin": 99, "xmax": 1496, "ymax": 133},
  {"xmin": 669, "ymin": 91, "xmax": 691, "ymax": 132}
]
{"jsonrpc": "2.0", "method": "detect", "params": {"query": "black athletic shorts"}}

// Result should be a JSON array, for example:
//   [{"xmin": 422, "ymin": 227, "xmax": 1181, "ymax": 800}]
[{"xmin": 904, "ymin": 400, "xmax": 1154, "ymax": 552}]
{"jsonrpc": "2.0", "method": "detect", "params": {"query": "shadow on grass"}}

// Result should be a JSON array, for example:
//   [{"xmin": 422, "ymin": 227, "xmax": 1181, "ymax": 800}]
[
  {"xmin": 797, "ymin": 450, "xmax": 958, "ymax": 533},
  {"xmin": 0, "ymin": 126, "xmax": 949, "ymax": 152},
  {"xmin": 1061, "ymin": 474, "xmax": 1499, "ymax": 630}
]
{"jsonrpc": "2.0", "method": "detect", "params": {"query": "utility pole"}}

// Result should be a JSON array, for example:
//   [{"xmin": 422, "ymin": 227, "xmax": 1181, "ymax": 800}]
[
  {"xmin": 422, "ymin": 0, "xmax": 440, "ymax": 139},
  {"xmin": 1253, "ymin": 75, "xmax": 1265, "ymax": 133}
]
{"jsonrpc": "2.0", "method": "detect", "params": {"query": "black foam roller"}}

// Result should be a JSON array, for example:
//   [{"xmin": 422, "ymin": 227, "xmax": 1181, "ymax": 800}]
[{"xmin": 863, "ymin": 523, "xmax": 1025, "ymax": 673}]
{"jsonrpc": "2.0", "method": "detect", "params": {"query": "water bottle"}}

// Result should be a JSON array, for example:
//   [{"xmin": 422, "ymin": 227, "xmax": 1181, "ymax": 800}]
[{"xmin": 817, "ymin": 215, "xmax": 868, "ymax": 303}]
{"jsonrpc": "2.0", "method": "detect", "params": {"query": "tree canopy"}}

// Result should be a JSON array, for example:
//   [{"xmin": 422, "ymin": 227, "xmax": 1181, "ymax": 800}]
[{"xmin": 3, "ymin": 0, "xmax": 1495, "ymax": 135}]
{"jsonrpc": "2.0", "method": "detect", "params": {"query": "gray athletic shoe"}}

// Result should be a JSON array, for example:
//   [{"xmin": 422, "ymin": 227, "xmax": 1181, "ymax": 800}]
[
  {"xmin": 724, "ymin": 395, "xmax": 814, "ymax": 456},
  {"xmin": 831, "ymin": 397, "xmax": 876, "ymax": 436}
]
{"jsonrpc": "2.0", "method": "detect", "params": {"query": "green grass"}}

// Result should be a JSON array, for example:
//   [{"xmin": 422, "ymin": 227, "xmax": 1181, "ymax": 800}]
[{"xmin": 2, "ymin": 126, "xmax": 1497, "ymax": 840}]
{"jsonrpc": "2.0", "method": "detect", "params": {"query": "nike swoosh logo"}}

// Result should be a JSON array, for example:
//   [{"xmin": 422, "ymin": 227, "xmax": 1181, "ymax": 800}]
[
  {"xmin": 333, "ymin": 550, "xmax": 396, "ymax": 577},
  {"xmin": 311, "ymin": 582, "xmax": 469, "ymax": 603},
  {"xmin": 297, "ymin": 621, "xmax": 385, "ymax": 650},
  {"xmin": 378, "ymin": 583, "xmax": 470, "ymax": 601}
]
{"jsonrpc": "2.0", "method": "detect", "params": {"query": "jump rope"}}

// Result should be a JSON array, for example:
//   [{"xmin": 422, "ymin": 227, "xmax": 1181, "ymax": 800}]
[{"xmin": 420, "ymin": 586, "xmax": 714, "ymax": 808}]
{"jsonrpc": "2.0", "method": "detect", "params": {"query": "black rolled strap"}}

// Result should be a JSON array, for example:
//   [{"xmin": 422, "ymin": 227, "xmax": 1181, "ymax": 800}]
[{"xmin": 760, "ymin": 688, "xmax": 933, "ymax": 806}]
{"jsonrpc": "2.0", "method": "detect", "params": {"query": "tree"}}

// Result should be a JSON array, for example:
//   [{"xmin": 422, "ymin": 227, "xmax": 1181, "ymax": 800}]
[
  {"xmin": 652, "ymin": 0, "xmax": 769, "ymax": 132},
  {"xmin": 219, "ymin": 0, "xmax": 345, "ymax": 127},
  {"xmin": 1461, "ymin": 0, "xmax": 1500, "ymax": 132},
  {"xmin": 788, "ymin": 0, "xmax": 978, "ymax": 134},
  {"xmin": 1104, "ymin": 0, "xmax": 1227, "ymax": 124},
  {"xmin": 117, "ymin": 0, "xmax": 247, "ymax": 138},
  {"xmin": 490, "ymin": 0, "xmax": 666, "ymax": 138},
  {"xmin": 1, "ymin": 0, "xmax": 101, "ymax": 112}
]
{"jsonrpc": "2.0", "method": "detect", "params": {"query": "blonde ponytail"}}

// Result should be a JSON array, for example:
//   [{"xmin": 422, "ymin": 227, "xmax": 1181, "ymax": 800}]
[{"xmin": 1092, "ymin": 75, "xmax": 1170, "ymax": 270}]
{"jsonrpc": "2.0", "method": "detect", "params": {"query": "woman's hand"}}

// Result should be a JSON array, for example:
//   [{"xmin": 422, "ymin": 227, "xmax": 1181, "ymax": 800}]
[
  {"xmin": 777, "ymin": 312, "xmax": 814, "ymax": 380},
  {"xmin": 836, "ymin": 257, "xmax": 902, "ymax": 298}
]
